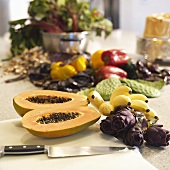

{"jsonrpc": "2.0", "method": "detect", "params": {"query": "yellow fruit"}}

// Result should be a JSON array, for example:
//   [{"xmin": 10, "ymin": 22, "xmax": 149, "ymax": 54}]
[
  {"xmin": 99, "ymin": 102, "xmax": 114, "ymax": 116},
  {"xmin": 110, "ymin": 86, "xmax": 132, "ymax": 106},
  {"xmin": 75, "ymin": 56, "xmax": 87, "ymax": 72},
  {"xmin": 129, "ymin": 94, "xmax": 148, "ymax": 103},
  {"xmin": 70, "ymin": 55, "xmax": 87, "ymax": 72},
  {"xmin": 50, "ymin": 62, "xmax": 77, "ymax": 80},
  {"xmin": 88, "ymin": 90, "xmax": 104, "ymax": 109},
  {"xmin": 62, "ymin": 65, "xmax": 77, "ymax": 77},
  {"xmin": 131, "ymin": 100, "xmax": 150, "ymax": 113},
  {"xmin": 51, "ymin": 61, "xmax": 62, "ymax": 69},
  {"xmin": 50, "ymin": 66, "xmax": 67, "ymax": 80},
  {"xmin": 91, "ymin": 50, "xmax": 105, "ymax": 69},
  {"xmin": 144, "ymin": 108, "xmax": 159, "ymax": 123},
  {"xmin": 111, "ymin": 94, "xmax": 131, "ymax": 108}
]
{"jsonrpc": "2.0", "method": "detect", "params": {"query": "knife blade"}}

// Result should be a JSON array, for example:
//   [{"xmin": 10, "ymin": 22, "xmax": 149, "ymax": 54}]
[{"xmin": 0, "ymin": 145, "xmax": 134, "ymax": 158}]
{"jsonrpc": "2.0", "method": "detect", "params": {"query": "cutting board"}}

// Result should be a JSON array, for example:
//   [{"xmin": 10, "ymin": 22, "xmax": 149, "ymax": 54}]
[{"xmin": 0, "ymin": 118, "xmax": 157, "ymax": 170}]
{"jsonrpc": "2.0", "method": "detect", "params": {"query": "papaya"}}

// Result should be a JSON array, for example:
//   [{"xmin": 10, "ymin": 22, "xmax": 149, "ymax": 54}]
[
  {"xmin": 22, "ymin": 106, "xmax": 101, "ymax": 138},
  {"xmin": 13, "ymin": 90, "xmax": 88, "ymax": 117}
]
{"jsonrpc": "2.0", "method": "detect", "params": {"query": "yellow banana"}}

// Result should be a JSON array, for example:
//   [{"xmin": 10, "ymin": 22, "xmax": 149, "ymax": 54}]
[
  {"xmin": 99, "ymin": 102, "xmax": 114, "ymax": 116},
  {"xmin": 129, "ymin": 94, "xmax": 148, "ymax": 103},
  {"xmin": 110, "ymin": 85, "xmax": 132, "ymax": 105},
  {"xmin": 111, "ymin": 94, "xmax": 131, "ymax": 108},
  {"xmin": 131, "ymin": 100, "xmax": 150, "ymax": 113},
  {"xmin": 88, "ymin": 90, "xmax": 104, "ymax": 109},
  {"xmin": 144, "ymin": 108, "xmax": 159, "ymax": 123}
]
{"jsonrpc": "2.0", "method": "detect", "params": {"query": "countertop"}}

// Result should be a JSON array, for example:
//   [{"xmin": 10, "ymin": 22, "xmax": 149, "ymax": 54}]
[{"xmin": 0, "ymin": 30, "xmax": 170, "ymax": 170}]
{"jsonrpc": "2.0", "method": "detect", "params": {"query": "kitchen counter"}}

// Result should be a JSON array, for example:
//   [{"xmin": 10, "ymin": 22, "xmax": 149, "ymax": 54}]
[{"xmin": 0, "ymin": 30, "xmax": 170, "ymax": 170}]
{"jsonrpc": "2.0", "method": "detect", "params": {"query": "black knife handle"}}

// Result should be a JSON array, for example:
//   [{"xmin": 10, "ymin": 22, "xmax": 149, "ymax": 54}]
[{"xmin": 4, "ymin": 145, "xmax": 46, "ymax": 155}]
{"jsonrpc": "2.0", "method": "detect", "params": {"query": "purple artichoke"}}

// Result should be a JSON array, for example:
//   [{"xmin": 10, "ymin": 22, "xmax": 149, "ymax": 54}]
[
  {"xmin": 110, "ymin": 106, "xmax": 132, "ymax": 115},
  {"xmin": 100, "ymin": 117, "xmax": 116, "ymax": 136},
  {"xmin": 144, "ymin": 125, "xmax": 170, "ymax": 147},
  {"xmin": 110, "ymin": 107, "xmax": 137, "ymax": 133},
  {"xmin": 100, "ymin": 107, "xmax": 137, "ymax": 138},
  {"xmin": 123, "ymin": 126, "xmax": 144, "ymax": 147}
]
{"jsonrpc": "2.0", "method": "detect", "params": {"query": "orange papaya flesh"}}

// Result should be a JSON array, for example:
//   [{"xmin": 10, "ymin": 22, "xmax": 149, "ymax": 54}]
[
  {"xmin": 22, "ymin": 106, "xmax": 101, "ymax": 138},
  {"xmin": 13, "ymin": 90, "xmax": 88, "ymax": 117}
]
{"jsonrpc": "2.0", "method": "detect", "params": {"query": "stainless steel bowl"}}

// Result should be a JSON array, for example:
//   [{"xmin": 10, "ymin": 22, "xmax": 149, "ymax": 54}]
[{"xmin": 42, "ymin": 31, "xmax": 90, "ymax": 53}]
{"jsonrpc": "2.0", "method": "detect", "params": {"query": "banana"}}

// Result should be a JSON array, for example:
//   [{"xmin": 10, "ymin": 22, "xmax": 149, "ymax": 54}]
[
  {"xmin": 144, "ymin": 108, "xmax": 159, "ymax": 123},
  {"xmin": 110, "ymin": 85, "xmax": 132, "ymax": 106},
  {"xmin": 99, "ymin": 102, "xmax": 114, "ymax": 116},
  {"xmin": 130, "ymin": 100, "xmax": 150, "ymax": 113},
  {"xmin": 88, "ymin": 90, "xmax": 104, "ymax": 109},
  {"xmin": 111, "ymin": 94, "xmax": 131, "ymax": 108},
  {"xmin": 129, "ymin": 94, "xmax": 148, "ymax": 103}
]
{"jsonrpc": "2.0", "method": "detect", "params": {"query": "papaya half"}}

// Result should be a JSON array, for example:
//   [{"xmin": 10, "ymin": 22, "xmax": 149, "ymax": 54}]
[
  {"xmin": 22, "ymin": 106, "xmax": 101, "ymax": 138},
  {"xmin": 13, "ymin": 90, "xmax": 88, "ymax": 117}
]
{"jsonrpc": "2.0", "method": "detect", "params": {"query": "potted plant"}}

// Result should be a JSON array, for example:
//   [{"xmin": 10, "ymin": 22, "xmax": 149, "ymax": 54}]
[{"xmin": 9, "ymin": 0, "xmax": 113, "ymax": 56}]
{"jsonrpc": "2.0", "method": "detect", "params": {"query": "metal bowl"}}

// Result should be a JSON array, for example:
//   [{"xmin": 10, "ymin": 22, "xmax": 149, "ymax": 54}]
[{"xmin": 42, "ymin": 31, "xmax": 90, "ymax": 53}]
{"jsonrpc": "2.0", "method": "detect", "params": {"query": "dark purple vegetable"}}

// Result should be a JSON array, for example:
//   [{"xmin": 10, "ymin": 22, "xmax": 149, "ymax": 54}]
[
  {"xmin": 144, "ymin": 124, "xmax": 170, "ymax": 147},
  {"xmin": 100, "ymin": 104, "xmax": 170, "ymax": 148},
  {"xmin": 100, "ymin": 117, "xmax": 117, "ymax": 136},
  {"xmin": 28, "ymin": 62, "xmax": 51, "ymax": 87},
  {"xmin": 135, "ymin": 60, "xmax": 170, "ymax": 84},
  {"xmin": 123, "ymin": 126, "xmax": 144, "ymax": 147},
  {"xmin": 43, "ymin": 69, "xmax": 95, "ymax": 92},
  {"xmin": 100, "ymin": 106, "xmax": 137, "ymax": 138},
  {"xmin": 109, "ymin": 107, "xmax": 137, "ymax": 134}
]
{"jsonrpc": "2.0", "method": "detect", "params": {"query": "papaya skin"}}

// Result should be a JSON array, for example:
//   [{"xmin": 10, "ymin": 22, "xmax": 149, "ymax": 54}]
[
  {"xmin": 22, "ymin": 106, "xmax": 101, "ymax": 138},
  {"xmin": 13, "ymin": 90, "xmax": 88, "ymax": 117}
]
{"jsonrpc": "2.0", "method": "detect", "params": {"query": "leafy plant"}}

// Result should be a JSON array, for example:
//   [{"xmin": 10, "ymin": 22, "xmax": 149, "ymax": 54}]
[{"xmin": 9, "ymin": 0, "xmax": 113, "ymax": 56}]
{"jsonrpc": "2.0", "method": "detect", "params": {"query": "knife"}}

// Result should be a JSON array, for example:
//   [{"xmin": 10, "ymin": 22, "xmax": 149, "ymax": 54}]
[{"xmin": 0, "ymin": 145, "xmax": 134, "ymax": 158}]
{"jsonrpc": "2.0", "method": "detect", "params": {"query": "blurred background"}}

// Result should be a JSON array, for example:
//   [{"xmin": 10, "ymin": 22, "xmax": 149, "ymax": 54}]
[{"xmin": 0, "ymin": 0, "xmax": 170, "ymax": 36}]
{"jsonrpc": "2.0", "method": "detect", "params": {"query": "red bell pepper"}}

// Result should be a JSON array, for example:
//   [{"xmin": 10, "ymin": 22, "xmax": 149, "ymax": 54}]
[
  {"xmin": 101, "ymin": 49, "xmax": 129, "ymax": 66},
  {"xmin": 95, "ymin": 65, "xmax": 127, "ymax": 83}
]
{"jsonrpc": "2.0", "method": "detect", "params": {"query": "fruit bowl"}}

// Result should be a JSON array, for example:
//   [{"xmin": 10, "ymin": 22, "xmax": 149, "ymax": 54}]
[{"xmin": 42, "ymin": 31, "xmax": 90, "ymax": 53}]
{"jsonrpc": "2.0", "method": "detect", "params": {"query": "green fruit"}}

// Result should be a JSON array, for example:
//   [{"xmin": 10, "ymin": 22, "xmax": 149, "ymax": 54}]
[
  {"xmin": 120, "ymin": 78, "xmax": 161, "ymax": 98},
  {"xmin": 136, "ymin": 79, "xmax": 165, "ymax": 90},
  {"xmin": 95, "ymin": 77, "xmax": 122, "ymax": 101}
]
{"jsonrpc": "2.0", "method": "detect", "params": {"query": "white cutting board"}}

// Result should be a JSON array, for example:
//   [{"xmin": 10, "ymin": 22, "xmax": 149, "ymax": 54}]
[{"xmin": 0, "ymin": 118, "xmax": 157, "ymax": 170}]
